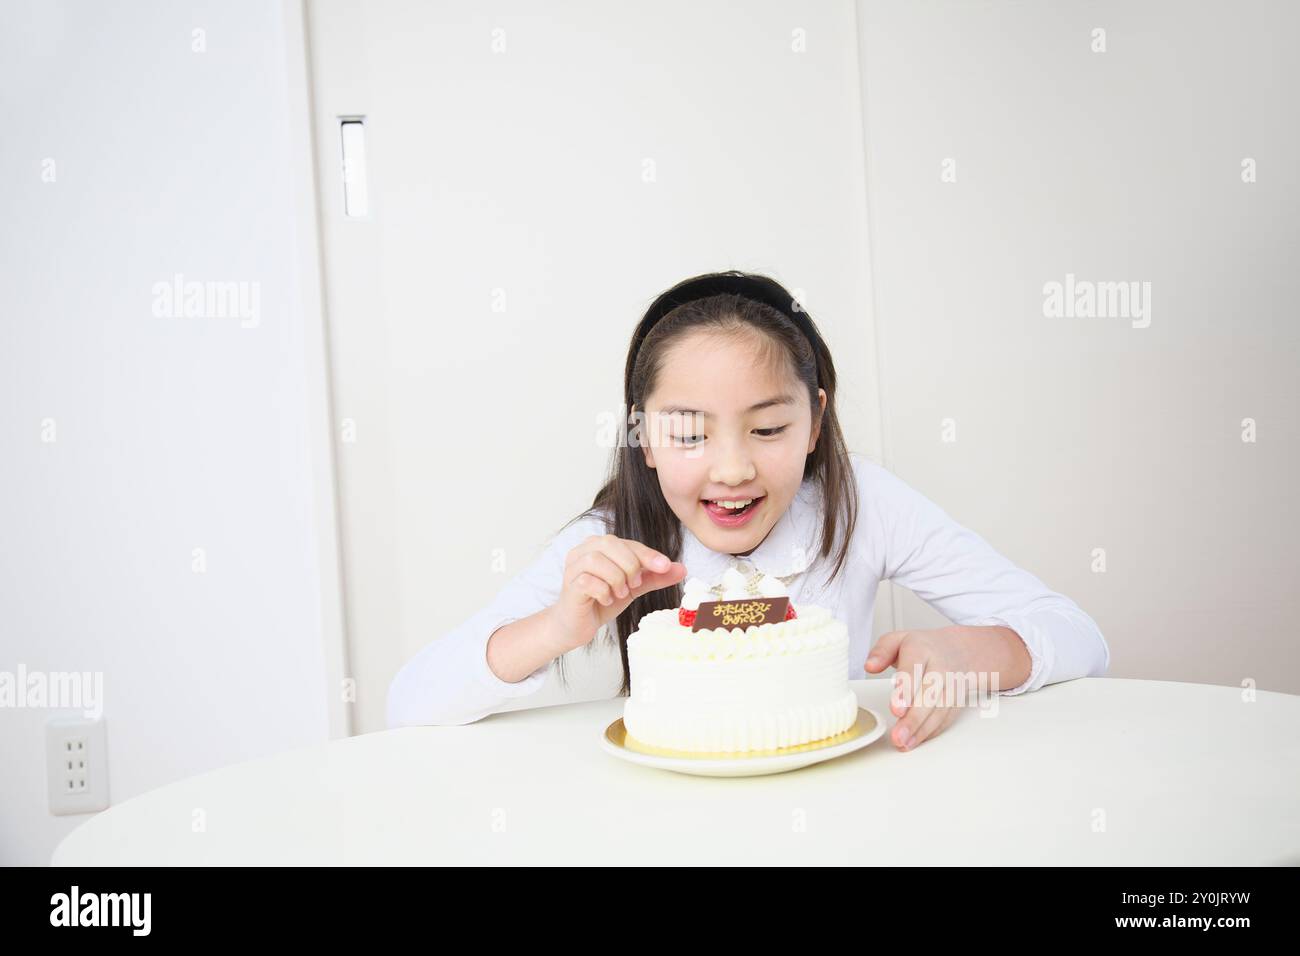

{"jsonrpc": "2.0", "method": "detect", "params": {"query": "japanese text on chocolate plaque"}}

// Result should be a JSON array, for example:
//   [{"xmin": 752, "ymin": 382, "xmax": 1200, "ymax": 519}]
[{"xmin": 692, "ymin": 597, "xmax": 790, "ymax": 632}]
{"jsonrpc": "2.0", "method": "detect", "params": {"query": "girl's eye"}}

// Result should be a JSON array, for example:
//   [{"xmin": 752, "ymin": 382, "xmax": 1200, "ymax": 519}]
[
  {"xmin": 673, "ymin": 435, "xmax": 704, "ymax": 446},
  {"xmin": 754, "ymin": 426, "xmax": 788, "ymax": 437}
]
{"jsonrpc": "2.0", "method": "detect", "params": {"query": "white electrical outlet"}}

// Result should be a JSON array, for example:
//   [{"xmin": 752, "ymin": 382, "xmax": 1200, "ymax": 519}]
[{"xmin": 46, "ymin": 717, "xmax": 110, "ymax": 816}]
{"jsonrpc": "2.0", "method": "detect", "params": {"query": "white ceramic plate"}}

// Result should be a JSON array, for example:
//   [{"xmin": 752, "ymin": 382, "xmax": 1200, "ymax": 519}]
[{"xmin": 601, "ymin": 707, "xmax": 884, "ymax": 777}]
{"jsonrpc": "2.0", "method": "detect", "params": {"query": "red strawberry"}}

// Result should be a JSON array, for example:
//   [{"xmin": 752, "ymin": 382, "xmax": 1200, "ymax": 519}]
[
  {"xmin": 785, "ymin": 604, "xmax": 797, "ymax": 621},
  {"xmin": 678, "ymin": 607, "xmax": 697, "ymax": 627}
]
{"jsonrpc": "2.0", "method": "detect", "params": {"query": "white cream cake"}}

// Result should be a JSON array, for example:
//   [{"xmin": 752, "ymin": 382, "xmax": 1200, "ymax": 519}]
[{"xmin": 623, "ymin": 569, "xmax": 859, "ymax": 754}]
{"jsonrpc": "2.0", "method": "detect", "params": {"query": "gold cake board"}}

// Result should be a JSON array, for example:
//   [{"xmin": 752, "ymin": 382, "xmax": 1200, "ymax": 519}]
[{"xmin": 605, "ymin": 707, "xmax": 878, "ymax": 760}]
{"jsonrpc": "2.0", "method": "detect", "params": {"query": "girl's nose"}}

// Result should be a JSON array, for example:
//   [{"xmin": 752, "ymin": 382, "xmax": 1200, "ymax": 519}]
[
  {"xmin": 710, "ymin": 458, "xmax": 756, "ymax": 486},
  {"xmin": 707, "ymin": 432, "xmax": 757, "ymax": 484}
]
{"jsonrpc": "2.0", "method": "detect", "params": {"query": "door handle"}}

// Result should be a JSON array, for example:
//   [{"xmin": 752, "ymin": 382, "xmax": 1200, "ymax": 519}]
[{"xmin": 340, "ymin": 117, "xmax": 368, "ymax": 218}]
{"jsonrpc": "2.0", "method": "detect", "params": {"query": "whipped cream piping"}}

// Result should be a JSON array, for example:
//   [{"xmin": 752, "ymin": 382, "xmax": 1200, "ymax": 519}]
[{"xmin": 629, "ymin": 605, "xmax": 843, "ymax": 660}]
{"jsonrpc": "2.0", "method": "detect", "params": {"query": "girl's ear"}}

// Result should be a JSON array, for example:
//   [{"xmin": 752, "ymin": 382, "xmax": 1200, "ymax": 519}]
[{"xmin": 807, "ymin": 388, "xmax": 827, "ymax": 453}]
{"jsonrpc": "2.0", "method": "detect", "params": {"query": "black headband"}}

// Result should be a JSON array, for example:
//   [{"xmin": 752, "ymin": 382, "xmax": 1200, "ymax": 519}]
[{"xmin": 625, "ymin": 271, "xmax": 822, "ymax": 405}]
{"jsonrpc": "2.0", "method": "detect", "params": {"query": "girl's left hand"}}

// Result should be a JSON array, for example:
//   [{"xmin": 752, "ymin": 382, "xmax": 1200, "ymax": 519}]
[{"xmin": 863, "ymin": 625, "xmax": 1028, "ymax": 752}]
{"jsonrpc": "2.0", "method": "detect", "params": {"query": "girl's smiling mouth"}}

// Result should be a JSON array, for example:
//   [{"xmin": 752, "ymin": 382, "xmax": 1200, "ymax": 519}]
[{"xmin": 701, "ymin": 495, "xmax": 765, "ymax": 527}]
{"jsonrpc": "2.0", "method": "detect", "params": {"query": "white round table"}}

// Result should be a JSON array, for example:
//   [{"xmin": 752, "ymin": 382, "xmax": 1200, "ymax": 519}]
[{"xmin": 52, "ymin": 678, "xmax": 1300, "ymax": 865}]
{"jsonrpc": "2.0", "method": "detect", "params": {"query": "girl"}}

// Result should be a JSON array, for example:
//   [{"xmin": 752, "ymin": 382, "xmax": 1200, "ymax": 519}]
[{"xmin": 387, "ymin": 271, "xmax": 1110, "ymax": 751}]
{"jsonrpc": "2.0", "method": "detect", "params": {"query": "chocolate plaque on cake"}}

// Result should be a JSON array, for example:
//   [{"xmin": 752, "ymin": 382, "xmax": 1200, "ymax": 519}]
[{"xmin": 692, "ymin": 597, "xmax": 790, "ymax": 632}]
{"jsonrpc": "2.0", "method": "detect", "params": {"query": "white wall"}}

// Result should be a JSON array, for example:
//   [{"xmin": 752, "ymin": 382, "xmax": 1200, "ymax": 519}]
[
  {"xmin": 857, "ymin": 0, "xmax": 1300, "ymax": 690},
  {"xmin": 0, "ymin": 0, "xmax": 335, "ymax": 865}
]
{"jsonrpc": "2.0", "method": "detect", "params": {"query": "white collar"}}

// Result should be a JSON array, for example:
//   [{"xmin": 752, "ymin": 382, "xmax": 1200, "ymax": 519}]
[{"xmin": 679, "ymin": 477, "xmax": 821, "ymax": 585}]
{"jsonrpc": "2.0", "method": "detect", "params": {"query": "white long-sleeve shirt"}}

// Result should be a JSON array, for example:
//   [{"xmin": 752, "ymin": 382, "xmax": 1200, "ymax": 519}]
[{"xmin": 386, "ymin": 452, "xmax": 1110, "ymax": 728}]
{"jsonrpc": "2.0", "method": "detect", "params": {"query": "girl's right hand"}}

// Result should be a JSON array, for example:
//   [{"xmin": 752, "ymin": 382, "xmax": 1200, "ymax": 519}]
[{"xmin": 551, "ymin": 534, "xmax": 687, "ymax": 652}]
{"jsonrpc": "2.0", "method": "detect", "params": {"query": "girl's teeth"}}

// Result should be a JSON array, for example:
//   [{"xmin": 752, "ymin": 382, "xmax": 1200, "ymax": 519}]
[{"xmin": 712, "ymin": 499, "xmax": 754, "ymax": 510}]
